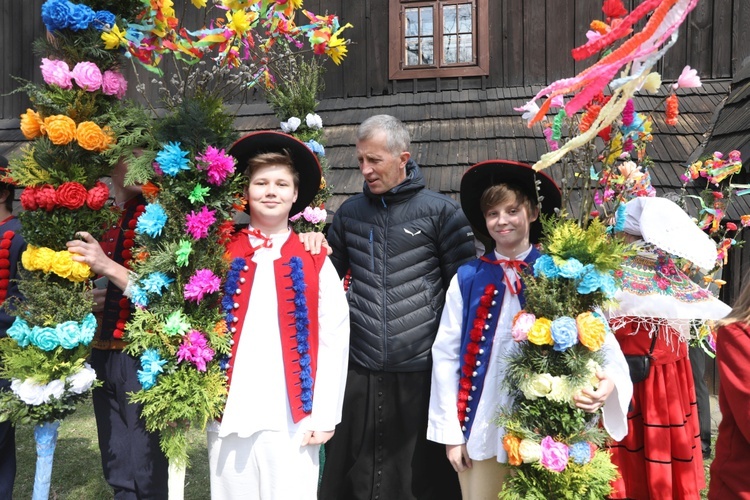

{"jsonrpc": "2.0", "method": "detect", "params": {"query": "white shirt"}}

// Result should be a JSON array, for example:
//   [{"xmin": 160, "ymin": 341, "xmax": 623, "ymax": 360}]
[
  {"xmin": 218, "ymin": 229, "xmax": 350, "ymax": 438},
  {"xmin": 427, "ymin": 248, "xmax": 632, "ymax": 461}
]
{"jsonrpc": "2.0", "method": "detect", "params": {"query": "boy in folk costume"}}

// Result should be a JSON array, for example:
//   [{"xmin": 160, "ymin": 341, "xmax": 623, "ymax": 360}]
[
  {"xmin": 207, "ymin": 132, "xmax": 349, "ymax": 499},
  {"xmin": 428, "ymin": 161, "xmax": 632, "ymax": 499}
]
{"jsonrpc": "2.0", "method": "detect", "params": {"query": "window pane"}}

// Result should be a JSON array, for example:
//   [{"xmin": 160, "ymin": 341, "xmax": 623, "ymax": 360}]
[
  {"xmin": 443, "ymin": 5, "xmax": 456, "ymax": 35},
  {"xmin": 420, "ymin": 6, "xmax": 433, "ymax": 36},
  {"xmin": 406, "ymin": 37, "xmax": 419, "ymax": 66},
  {"xmin": 405, "ymin": 8, "xmax": 419, "ymax": 37},
  {"xmin": 443, "ymin": 35, "xmax": 457, "ymax": 64},
  {"xmin": 458, "ymin": 34, "xmax": 473, "ymax": 63},
  {"xmin": 458, "ymin": 3, "xmax": 472, "ymax": 33},
  {"xmin": 421, "ymin": 37, "xmax": 434, "ymax": 65}
]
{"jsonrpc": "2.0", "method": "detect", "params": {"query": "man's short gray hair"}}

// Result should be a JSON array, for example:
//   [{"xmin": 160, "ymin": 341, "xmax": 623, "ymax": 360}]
[{"xmin": 357, "ymin": 115, "xmax": 411, "ymax": 157}]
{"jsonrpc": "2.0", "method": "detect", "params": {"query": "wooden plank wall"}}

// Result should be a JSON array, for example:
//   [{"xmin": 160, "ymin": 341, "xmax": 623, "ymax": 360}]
[{"xmin": 3, "ymin": 0, "xmax": 750, "ymax": 117}]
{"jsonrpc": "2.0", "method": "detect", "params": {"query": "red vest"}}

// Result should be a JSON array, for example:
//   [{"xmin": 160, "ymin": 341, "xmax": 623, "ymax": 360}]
[{"xmin": 225, "ymin": 230, "xmax": 327, "ymax": 423}]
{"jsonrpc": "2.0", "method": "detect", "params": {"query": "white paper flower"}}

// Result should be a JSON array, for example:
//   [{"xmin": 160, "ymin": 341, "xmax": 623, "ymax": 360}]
[
  {"xmin": 43, "ymin": 379, "xmax": 65, "ymax": 403},
  {"xmin": 11, "ymin": 378, "xmax": 47, "ymax": 406},
  {"xmin": 280, "ymin": 116, "xmax": 301, "ymax": 133},
  {"xmin": 305, "ymin": 113, "xmax": 323, "ymax": 130},
  {"xmin": 66, "ymin": 363, "xmax": 97, "ymax": 394},
  {"xmin": 519, "ymin": 438, "xmax": 542, "ymax": 463},
  {"xmin": 521, "ymin": 373, "xmax": 554, "ymax": 400}
]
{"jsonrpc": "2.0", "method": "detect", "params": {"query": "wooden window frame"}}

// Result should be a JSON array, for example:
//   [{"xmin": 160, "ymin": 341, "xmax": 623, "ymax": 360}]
[{"xmin": 389, "ymin": 0, "xmax": 489, "ymax": 80}]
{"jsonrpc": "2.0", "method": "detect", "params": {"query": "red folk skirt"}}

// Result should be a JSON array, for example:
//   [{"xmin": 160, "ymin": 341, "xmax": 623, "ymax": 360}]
[{"xmin": 607, "ymin": 320, "xmax": 705, "ymax": 499}]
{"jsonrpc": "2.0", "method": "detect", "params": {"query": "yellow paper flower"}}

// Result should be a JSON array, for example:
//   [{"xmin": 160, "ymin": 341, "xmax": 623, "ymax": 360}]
[
  {"xmin": 642, "ymin": 72, "xmax": 662, "ymax": 94},
  {"xmin": 191, "ymin": 0, "xmax": 207, "ymax": 7},
  {"xmin": 576, "ymin": 312, "xmax": 606, "ymax": 351},
  {"xmin": 101, "ymin": 24, "xmax": 128, "ymax": 50},
  {"xmin": 50, "ymin": 250, "xmax": 74, "ymax": 279},
  {"xmin": 43, "ymin": 115, "xmax": 77, "ymax": 145},
  {"xmin": 20, "ymin": 108, "xmax": 43, "ymax": 139},
  {"xmin": 503, "ymin": 434, "xmax": 523, "ymax": 466},
  {"xmin": 325, "ymin": 24, "xmax": 353, "ymax": 65},
  {"xmin": 21, "ymin": 245, "xmax": 92, "ymax": 282},
  {"xmin": 527, "ymin": 317, "xmax": 553, "ymax": 346},
  {"xmin": 227, "ymin": 9, "xmax": 251, "ymax": 35},
  {"xmin": 77, "ymin": 121, "xmax": 113, "ymax": 152}
]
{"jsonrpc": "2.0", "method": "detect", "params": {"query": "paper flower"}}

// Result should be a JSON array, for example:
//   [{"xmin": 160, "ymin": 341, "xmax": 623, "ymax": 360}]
[
  {"xmin": 576, "ymin": 312, "xmax": 606, "ymax": 351},
  {"xmin": 576, "ymin": 265, "xmax": 603, "ymax": 294},
  {"xmin": 11, "ymin": 379, "xmax": 46, "ymax": 406},
  {"xmin": 305, "ymin": 113, "xmax": 323, "ymax": 129},
  {"xmin": 185, "ymin": 206, "xmax": 217, "ymax": 240},
  {"xmin": 511, "ymin": 311, "xmax": 536, "ymax": 342},
  {"xmin": 527, "ymin": 318, "xmax": 553, "ymax": 346},
  {"xmin": 540, "ymin": 436, "xmax": 569, "ymax": 472},
  {"xmin": 184, "ymin": 269, "xmax": 221, "ymax": 303},
  {"xmin": 280, "ymin": 117, "xmax": 301, "ymax": 133},
  {"xmin": 176, "ymin": 330, "xmax": 215, "ymax": 372},
  {"xmin": 175, "ymin": 240, "xmax": 193, "ymax": 267},
  {"xmin": 558, "ymin": 258, "xmax": 584, "ymax": 279},
  {"xmin": 76, "ymin": 121, "xmax": 113, "ymax": 152},
  {"xmin": 92, "ymin": 10, "xmax": 115, "ymax": 30},
  {"xmin": 66, "ymin": 363, "xmax": 97, "ymax": 394},
  {"xmin": 514, "ymin": 100, "xmax": 541, "ymax": 125},
  {"xmin": 521, "ymin": 373, "xmax": 554, "ymax": 400},
  {"xmin": 195, "ymin": 146, "xmax": 236, "ymax": 186},
  {"xmin": 155, "ymin": 142, "xmax": 191, "ymax": 177},
  {"xmin": 673, "ymin": 65, "xmax": 701, "ymax": 90},
  {"xmin": 290, "ymin": 206, "xmax": 326, "ymax": 224},
  {"xmin": 101, "ymin": 70, "xmax": 128, "ymax": 98},
  {"xmin": 533, "ymin": 255, "xmax": 560, "ymax": 278},
  {"xmin": 188, "ymin": 184, "xmax": 210, "ymax": 204},
  {"xmin": 68, "ymin": 3, "xmax": 95, "ymax": 31},
  {"xmin": 503, "ymin": 434, "xmax": 523, "ymax": 466},
  {"xmin": 140, "ymin": 272, "xmax": 174, "ymax": 295},
  {"xmin": 138, "ymin": 349, "xmax": 167, "ymax": 390},
  {"xmin": 71, "ymin": 61, "xmax": 102, "ymax": 91},
  {"xmin": 7, "ymin": 318, "xmax": 31, "ymax": 348},
  {"xmin": 86, "ymin": 181, "xmax": 110, "ymax": 210},
  {"xmin": 40, "ymin": 58, "xmax": 72, "ymax": 89},
  {"xmin": 519, "ymin": 439, "xmax": 542, "ymax": 463},
  {"xmin": 305, "ymin": 139, "xmax": 325, "ymax": 156},
  {"xmin": 163, "ymin": 310, "xmax": 191, "ymax": 336},
  {"xmin": 41, "ymin": 0, "xmax": 72, "ymax": 32},
  {"xmin": 569, "ymin": 441, "xmax": 593, "ymax": 465},
  {"xmin": 43, "ymin": 115, "xmax": 77, "ymax": 145},
  {"xmin": 129, "ymin": 285, "xmax": 149, "ymax": 307},
  {"xmin": 551, "ymin": 316, "xmax": 579, "ymax": 352},
  {"xmin": 136, "ymin": 203, "xmax": 168, "ymax": 238},
  {"xmin": 20, "ymin": 109, "xmax": 43, "ymax": 140}
]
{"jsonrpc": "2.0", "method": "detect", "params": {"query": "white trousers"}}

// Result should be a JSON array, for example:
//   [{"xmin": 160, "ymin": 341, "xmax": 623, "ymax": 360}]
[{"xmin": 207, "ymin": 428, "xmax": 320, "ymax": 500}]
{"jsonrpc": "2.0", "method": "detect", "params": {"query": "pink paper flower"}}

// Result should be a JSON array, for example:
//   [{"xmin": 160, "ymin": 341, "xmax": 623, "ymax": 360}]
[
  {"xmin": 195, "ymin": 146, "xmax": 236, "ymax": 186},
  {"xmin": 514, "ymin": 100, "xmax": 540, "ymax": 125},
  {"xmin": 71, "ymin": 61, "xmax": 102, "ymax": 91},
  {"xmin": 176, "ymin": 330, "xmax": 215, "ymax": 372},
  {"xmin": 511, "ymin": 312, "xmax": 536, "ymax": 342},
  {"xmin": 540, "ymin": 436, "xmax": 569, "ymax": 472},
  {"xmin": 301, "ymin": 206, "xmax": 327, "ymax": 224},
  {"xmin": 185, "ymin": 206, "xmax": 217, "ymax": 240},
  {"xmin": 101, "ymin": 70, "xmax": 128, "ymax": 98},
  {"xmin": 672, "ymin": 65, "xmax": 701, "ymax": 90},
  {"xmin": 184, "ymin": 269, "xmax": 222, "ymax": 303},
  {"xmin": 40, "ymin": 58, "xmax": 72, "ymax": 89}
]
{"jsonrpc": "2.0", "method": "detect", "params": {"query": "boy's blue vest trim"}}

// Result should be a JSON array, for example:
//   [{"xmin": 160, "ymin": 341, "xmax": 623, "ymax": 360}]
[{"xmin": 455, "ymin": 247, "xmax": 541, "ymax": 440}]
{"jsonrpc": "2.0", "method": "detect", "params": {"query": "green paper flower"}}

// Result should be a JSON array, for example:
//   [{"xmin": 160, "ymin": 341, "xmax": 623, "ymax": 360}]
[
  {"xmin": 163, "ymin": 310, "xmax": 190, "ymax": 336},
  {"xmin": 175, "ymin": 239, "xmax": 193, "ymax": 267},
  {"xmin": 188, "ymin": 183, "xmax": 210, "ymax": 203}
]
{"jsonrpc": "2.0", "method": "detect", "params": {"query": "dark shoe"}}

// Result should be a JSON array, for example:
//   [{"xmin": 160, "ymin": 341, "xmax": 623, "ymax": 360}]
[{"xmin": 702, "ymin": 449, "xmax": 711, "ymax": 460}]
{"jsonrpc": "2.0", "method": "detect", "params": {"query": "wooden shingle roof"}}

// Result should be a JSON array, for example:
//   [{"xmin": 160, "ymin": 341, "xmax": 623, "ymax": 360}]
[{"xmin": 0, "ymin": 81, "xmax": 732, "ymax": 216}]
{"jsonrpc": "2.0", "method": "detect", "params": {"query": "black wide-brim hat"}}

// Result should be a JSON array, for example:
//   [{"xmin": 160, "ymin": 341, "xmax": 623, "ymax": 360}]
[
  {"xmin": 229, "ymin": 131, "xmax": 322, "ymax": 217},
  {"xmin": 460, "ymin": 160, "xmax": 561, "ymax": 243}
]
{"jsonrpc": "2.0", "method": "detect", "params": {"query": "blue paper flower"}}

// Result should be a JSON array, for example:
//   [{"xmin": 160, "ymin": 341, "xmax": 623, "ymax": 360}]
[
  {"xmin": 41, "ymin": 0, "xmax": 71, "ymax": 32},
  {"xmin": 136, "ymin": 203, "xmax": 168, "ymax": 238},
  {"xmin": 93, "ymin": 10, "xmax": 115, "ymax": 30},
  {"xmin": 56, "ymin": 320, "xmax": 81, "ymax": 349},
  {"xmin": 533, "ymin": 254, "xmax": 559, "ymax": 278},
  {"xmin": 130, "ymin": 285, "xmax": 149, "ymax": 308},
  {"xmin": 29, "ymin": 326, "xmax": 60, "ymax": 352},
  {"xmin": 155, "ymin": 142, "xmax": 191, "ymax": 177},
  {"xmin": 551, "ymin": 316, "xmax": 579, "ymax": 352},
  {"xmin": 305, "ymin": 139, "xmax": 325, "ymax": 157},
  {"xmin": 7, "ymin": 318, "xmax": 31, "ymax": 348},
  {"xmin": 79, "ymin": 313, "xmax": 97, "ymax": 345},
  {"xmin": 68, "ymin": 3, "xmax": 95, "ymax": 31},
  {"xmin": 138, "ymin": 349, "xmax": 167, "ymax": 390},
  {"xmin": 576, "ymin": 265, "xmax": 602, "ymax": 294},
  {"xmin": 140, "ymin": 272, "xmax": 174, "ymax": 296},
  {"xmin": 599, "ymin": 272, "xmax": 617, "ymax": 299},
  {"xmin": 558, "ymin": 258, "xmax": 585, "ymax": 279},
  {"xmin": 569, "ymin": 441, "xmax": 592, "ymax": 465}
]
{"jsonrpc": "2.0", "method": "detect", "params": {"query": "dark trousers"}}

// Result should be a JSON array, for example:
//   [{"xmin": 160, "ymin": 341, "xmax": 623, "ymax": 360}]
[
  {"xmin": 320, "ymin": 365, "xmax": 461, "ymax": 500},
  {"xmin": 0, "ymin": 385, "xmax": 15, "ymax": 500},
  {"xmin": 90, "ymin": 349, "xmax": 168, "ymax": 500},
  {"xmin": 689, "ymin": 345, "xmax": 711, "ymax": 456}
]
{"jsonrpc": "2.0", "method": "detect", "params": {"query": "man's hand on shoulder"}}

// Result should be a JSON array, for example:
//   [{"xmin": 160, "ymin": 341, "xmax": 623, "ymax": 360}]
[{"xmin": 299, "ymin": 232, "xmax": 332, "ymax": 256}]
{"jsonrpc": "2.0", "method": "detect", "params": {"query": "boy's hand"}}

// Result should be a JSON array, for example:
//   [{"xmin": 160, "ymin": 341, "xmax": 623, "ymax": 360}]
[
  {"xmin": 298, "ymin": 232, "xmax": 332, "ymax": 256},
  {"xmin": 301, "ymin": 429, "xmax": 334, "ymax": 446},
  {"xmin": 446, "ymin": 444, "xmax": 472, "ymax": 472},
  {"xmin": 573, "ymin": 370, "xmax": 615, "ymax": 413}
]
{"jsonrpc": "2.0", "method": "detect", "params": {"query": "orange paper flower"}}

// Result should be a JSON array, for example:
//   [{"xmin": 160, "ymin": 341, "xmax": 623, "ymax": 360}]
[
  {"xmin": 43, "ymin": 115, "xmax": 77, "ymax": 145},
  {"xmin": 665, "ymin": 94, "xmax": 679, "ymax": 126},
  {"xmin": 141, "ymin": 181, "xmax": 161, "ymax": 200},
  {"xmin": 503, "ymin": 434, "xmax": 523, "ymax": 466},
  {"xmin": 76, "ymin": 121, "xmax": 113, "ymax": 152},
  {"xmin": 20, "ymin": 108, "xmax": 43, "ymax": 139}
]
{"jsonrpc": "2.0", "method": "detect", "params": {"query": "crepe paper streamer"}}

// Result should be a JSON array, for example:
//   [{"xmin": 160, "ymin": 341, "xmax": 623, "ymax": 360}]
[{"xmin": 32, "ymin": 420, "xmax": 60, "ymax": 500}]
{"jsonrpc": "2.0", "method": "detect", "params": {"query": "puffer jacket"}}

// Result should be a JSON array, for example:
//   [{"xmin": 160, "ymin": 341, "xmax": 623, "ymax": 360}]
[{"xmin": 328, "ymin": 160, "xmax": 475, "ymax": 372}]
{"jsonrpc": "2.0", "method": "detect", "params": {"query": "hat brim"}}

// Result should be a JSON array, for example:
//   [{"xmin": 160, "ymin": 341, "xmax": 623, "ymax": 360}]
[
  {"xmin": 229, "ymin": 131, "xmax": 322, "ymax": 217},
  {"xmin": 460, "ymin": 160, "xmax": 561, "ymax": 243}
]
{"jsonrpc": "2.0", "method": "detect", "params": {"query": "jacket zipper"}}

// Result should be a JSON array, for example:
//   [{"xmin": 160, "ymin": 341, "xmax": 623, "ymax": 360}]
[
  {"xmin": 369, "ymin": 227, "xmax": 375, "ymax": 273},
  {"xmin": 381, "ymin": 197, "xmax": 388, "ymax": 368}
]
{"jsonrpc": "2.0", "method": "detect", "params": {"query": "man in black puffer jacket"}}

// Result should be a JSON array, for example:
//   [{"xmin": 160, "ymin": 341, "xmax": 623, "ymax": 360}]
[{"xmin": 320, "ymin": 115, "xmax": 475, "ymax": 500}]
